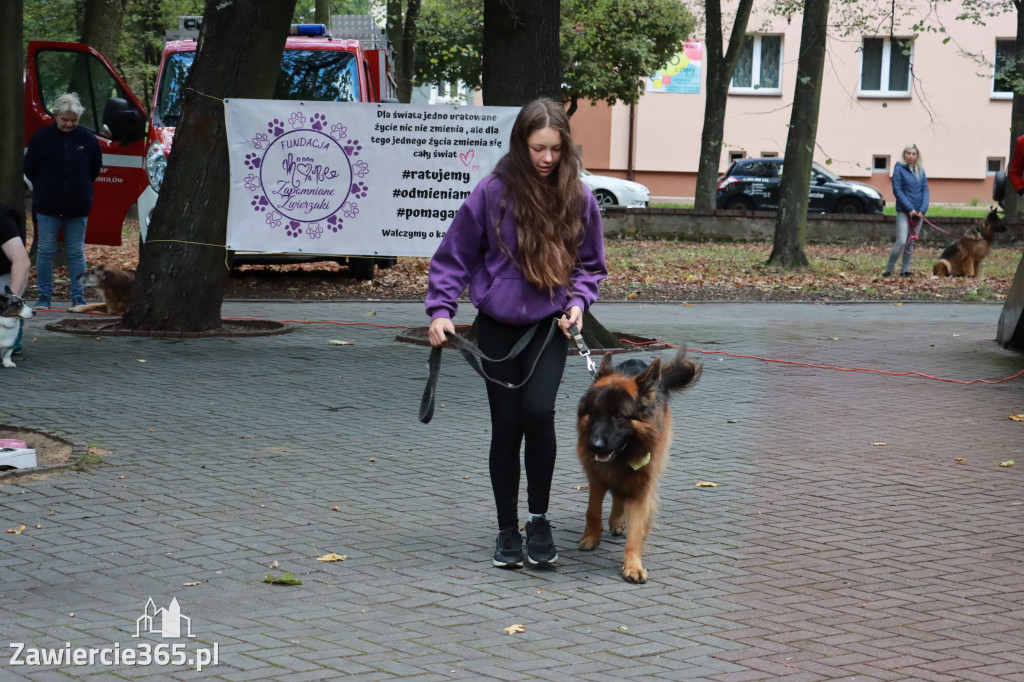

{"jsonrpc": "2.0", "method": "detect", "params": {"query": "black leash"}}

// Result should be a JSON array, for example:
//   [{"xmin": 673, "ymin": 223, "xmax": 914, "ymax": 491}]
[{"xmin": 419, "ymin": 313, "xmax": 598, "ymax": 424}]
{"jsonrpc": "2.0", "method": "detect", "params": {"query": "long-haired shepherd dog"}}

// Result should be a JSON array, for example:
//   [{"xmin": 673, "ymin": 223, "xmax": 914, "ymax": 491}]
[
  {"xmin": 69, "ymin": 265, "xmax": 134, "ymax": 315},
  {"xmin": 576, "ymin": 351, "xmax": 701, "ymax": 583},
  {"xmin": 933, "ymin": 208, "xmax": 1006, "ymax": 277},
  {"xmin": 1, "ymin": 286, "xmax": 34, "ymax": 369}
]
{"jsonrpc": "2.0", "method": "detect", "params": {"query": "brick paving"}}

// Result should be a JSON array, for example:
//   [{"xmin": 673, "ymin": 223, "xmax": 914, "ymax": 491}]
[{"xmin": 0, "ymin": 300, "xmax": 1021, "ymax": 681}]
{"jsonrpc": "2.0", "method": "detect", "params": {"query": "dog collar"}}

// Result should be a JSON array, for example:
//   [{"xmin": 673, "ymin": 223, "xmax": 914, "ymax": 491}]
[{"xmin": 629, "ymin": 452, "xmax": 651, "ymax": 470}]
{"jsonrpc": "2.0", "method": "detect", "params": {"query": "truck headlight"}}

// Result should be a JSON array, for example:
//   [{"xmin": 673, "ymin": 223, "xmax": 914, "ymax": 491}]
[{"xmin": 146, "ymin": 142, "xmax": 167, "ymax": 193}]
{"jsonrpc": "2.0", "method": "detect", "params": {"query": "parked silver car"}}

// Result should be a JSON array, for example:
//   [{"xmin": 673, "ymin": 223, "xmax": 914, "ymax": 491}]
[{"xmin": 581, "ymin": 170, "xmax": 650, "ymax": 208}]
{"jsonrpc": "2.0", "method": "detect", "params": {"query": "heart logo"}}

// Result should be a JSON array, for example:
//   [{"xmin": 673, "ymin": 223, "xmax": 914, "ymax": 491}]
[
  {"xmin": 459, "ymin": 149, "xmax": 475, "ymax": 166},
  {"xmin": 472, "ymin": 164, "xmax": 480, "ymax": 172},
  {"xmin": 295, "ymin": 162, "xmax": 313, "ymax": 179}
]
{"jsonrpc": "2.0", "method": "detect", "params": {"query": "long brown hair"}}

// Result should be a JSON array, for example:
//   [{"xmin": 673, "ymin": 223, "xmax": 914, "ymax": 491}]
[{"xmin": 493, "ymin": 99, "xmax": 584, "ymax": 293}]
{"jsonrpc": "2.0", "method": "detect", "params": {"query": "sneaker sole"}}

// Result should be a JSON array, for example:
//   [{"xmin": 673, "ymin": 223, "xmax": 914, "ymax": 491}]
[
  {"xmin": 526, "ymin": 553, "xmax": 558, "ymax": 566},
  {"xmin": 493, "ymin": 558, "xmax": 524, "ymax": 568}
]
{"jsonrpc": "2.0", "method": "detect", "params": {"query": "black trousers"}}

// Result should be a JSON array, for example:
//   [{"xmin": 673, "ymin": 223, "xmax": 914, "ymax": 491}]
[{"xmin": 476, "ymin": 312, "xmax": 568, "ymax": 530}]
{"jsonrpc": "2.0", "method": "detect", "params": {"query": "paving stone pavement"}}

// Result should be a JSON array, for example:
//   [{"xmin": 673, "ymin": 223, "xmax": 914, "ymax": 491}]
[{"xmin": 0, "ymin": 300, "xmax": 1022, "ymax": 681}]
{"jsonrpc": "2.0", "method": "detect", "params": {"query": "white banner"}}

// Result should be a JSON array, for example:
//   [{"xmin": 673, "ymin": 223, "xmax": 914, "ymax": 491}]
[{"xmin": 224, "ymin": 100, "xmax": 520, "ymax": 257}]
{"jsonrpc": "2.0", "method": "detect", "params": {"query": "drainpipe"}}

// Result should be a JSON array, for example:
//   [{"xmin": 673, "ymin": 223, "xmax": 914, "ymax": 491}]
[{"xmin": 627, "ymin": 102, "xmax": 636, "ymax": 182}]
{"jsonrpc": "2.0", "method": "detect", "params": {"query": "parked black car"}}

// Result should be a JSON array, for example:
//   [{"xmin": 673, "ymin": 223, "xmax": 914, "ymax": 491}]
[{"xmin": 716, "ymin": 158, "xmax": 885, "ymax": 214}]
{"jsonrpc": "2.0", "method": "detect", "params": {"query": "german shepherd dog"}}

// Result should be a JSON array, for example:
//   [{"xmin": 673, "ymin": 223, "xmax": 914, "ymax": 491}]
[
  {"xmin": 933, "ymin": 209, "xmax": 1006, "ymax": 277},
  {"xmin": 69, "ymin": 265, "xmax": 134, "ymax": 315},
  {"xmin": 576, "ymin": 351, "xmax": 701, "ymax": 583},
  {"xmin": 1, "ymin": 287, "xmax": 34, "ymax": 368}
]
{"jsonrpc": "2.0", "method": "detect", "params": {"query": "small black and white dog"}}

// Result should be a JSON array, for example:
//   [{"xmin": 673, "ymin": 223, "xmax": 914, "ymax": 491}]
[{"xmin": 0, "ymin": 286, "xmax": 34, "ymax": 368}]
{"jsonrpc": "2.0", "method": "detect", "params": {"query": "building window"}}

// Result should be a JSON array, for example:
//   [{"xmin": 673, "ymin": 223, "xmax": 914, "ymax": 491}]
[
  {"xmin": 987, "ymin": 157, "xmax": 1004, "ymax": 174},
  {"xmin": 872, "ymin": 156, "xmax": 890, "ymax": 173},
  {"xmin": 730, "ymin": 35, "xmax": 782, "ymax": 95},
  {"xmin": 761, "ymin": 151, "xmax": 778, "ymax": 158},
  {"xmin": 994, "ymin": 39, "xmax": 1015, "ymax": 100},
  {"xmin": 728, "ymin": 150, "xmax": 746, "ymax": 163},
  {"xmin": 860, "ymin": 37, "xmax": 912, "ymax": 96}
]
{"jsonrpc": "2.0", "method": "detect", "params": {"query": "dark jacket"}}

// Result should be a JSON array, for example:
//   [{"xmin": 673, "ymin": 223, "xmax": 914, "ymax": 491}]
[
  {"xmin": 24, "ymin": 122, "xmax": 102, "ymax": 218},
  {"xmin": 891, "ymin": 162, "xmax": 929, "ymax": 215},
  {"xmin": 425, "ymin": 174, "xmax": 607, "ymax": 325}
]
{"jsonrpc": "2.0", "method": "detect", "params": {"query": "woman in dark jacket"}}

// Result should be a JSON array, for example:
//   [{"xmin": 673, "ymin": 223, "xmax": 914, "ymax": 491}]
[
  {"xmin": 884, "ymin": 143, "xmax": 929, "ymax": 278},
  {"xmin": 23, "ymin": 92, "xmax": 102, "ymax": 308}
]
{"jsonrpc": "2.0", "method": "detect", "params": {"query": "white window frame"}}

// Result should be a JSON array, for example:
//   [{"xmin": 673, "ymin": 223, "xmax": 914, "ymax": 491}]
[
  {"xmin": 986, "ymin": 157, "xmax": 1005, "ymax": 175},
  {"xmin": 729, "ymin": 34, "xmax": 783, "ymax": 95},
  {"xmin": 993, "ymin": 39, "xmax": 1015, "ymax": 101},
  {"xmin": 872, "ymin": 155, "xmax": 890, "ymax": 174},
  {"xmin": 859, "ymin": 37, "xmax": 912, "ymax": 98}
]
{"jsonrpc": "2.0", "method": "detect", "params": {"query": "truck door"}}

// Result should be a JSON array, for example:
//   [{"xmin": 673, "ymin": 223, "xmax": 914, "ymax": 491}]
[{"xmin": 24, "ymin": 41, "xmax": 148, "ymax": 246}]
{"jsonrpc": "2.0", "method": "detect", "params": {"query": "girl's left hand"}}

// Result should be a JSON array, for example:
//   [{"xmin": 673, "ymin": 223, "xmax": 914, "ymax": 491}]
[{"xmin": 559, "ymin": 306, "xmax": 583, "ymax": 338}]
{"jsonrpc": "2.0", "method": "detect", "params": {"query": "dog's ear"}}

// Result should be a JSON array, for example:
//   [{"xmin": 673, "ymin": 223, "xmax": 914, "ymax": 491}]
[
  {"xmin": 3, "ymin": 286, "xmax": 10, "ymax": 295},
  {"xmin": 636, "ymin": 357, "xmax": 662, "ymax": 398},
  {"xmin": 597, "ymin": 352, "xmax": 615, "ymax": 378}
]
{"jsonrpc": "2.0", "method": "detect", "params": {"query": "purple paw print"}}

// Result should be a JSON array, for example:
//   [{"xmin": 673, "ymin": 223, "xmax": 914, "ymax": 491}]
[
  {"xmin": 244, "ymin": 174, "xmax": 259, "ymax": 192},
  {"xmin": 250, "ymin": 195, "xmax": 269, "ymax": 213},
  {"xmin": 343, "ymin": 139, "xmax": 363, "ymax": 157},
  {"xmin": 326, "ymin": 213, "xmax": 343, "ymax": 233},
  {"xmin": 288, "ymin": 112, "xmax": 306, "ymax": 129},
  {"xmin": 251, "ymin": 133, "xmax": 269, "ymax": 150},
  {"xmin": 354, "ymin": 160, "xmax": 369, "ymax": 178},
  {"xmin": 306, "ymin": 223, "xmax": 324, "ymax": 239},
  {"xmin": 330, "ymin": 123, "xmax": 347, "ymax": 140},
  {"xmin": 343, "ymin": 201, "xmax": 360, "ymax": 219},
  {"xmin": 244, "ymin": 153, "xmax": 262, "ymax": 170},
  {"xmin": 310, "ymin": 113, "xmax": 327, "ymax": 131},
  {"xmin": 267, "ymin": 118, "xmax": 285, "ymax": 136},
  {"xmin": 350, "ymin": 181, "xmax": 368, "ymax": 200},
  {"xmin": 285, "ymin": 221, "xmax": 303, "ymax": 238},
  {"xmin": 265, "ymin": 212, "xmax": 282, "ymax": 229}
]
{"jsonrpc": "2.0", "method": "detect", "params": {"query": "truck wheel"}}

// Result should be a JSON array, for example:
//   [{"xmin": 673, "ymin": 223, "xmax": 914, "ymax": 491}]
[{"xmin": 349, "ymin": 257, "xmax": 376, "ymax": 281}]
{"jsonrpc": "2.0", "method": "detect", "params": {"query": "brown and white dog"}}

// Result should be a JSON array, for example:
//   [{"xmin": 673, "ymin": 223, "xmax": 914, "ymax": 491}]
[
  {"xmin": 1, "ymin": 287, "xmax": 34, "ymax": 368},
  {"xmin": 69, "ymin": 265, "xmax": 134, "ymax": 315},
  {"xmin": 933, "ymin": 209, "xmax": 1007, "ymax": 277}
]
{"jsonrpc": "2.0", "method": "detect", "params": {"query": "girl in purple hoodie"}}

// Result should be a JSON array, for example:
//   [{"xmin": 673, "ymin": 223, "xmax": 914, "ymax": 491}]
[{"xmin": 425, "ymin": 99, "xmax": 607, "ymax": 569}]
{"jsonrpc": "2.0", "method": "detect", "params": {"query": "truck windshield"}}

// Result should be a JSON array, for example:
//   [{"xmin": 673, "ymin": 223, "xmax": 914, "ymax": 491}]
[{"xmin": 155, "ymin": 49, "xmax": 362, "ymax": 127}]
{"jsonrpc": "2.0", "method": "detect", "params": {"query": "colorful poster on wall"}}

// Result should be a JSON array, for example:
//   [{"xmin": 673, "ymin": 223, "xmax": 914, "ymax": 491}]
[{"xmin": 646, "ymin": 41, "xmax": 703, "ymax": 94}]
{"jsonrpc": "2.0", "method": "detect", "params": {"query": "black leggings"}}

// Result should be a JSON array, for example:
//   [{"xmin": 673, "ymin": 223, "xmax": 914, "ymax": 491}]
[{"xmin": 477, "ymin": 312, "xmax": 568, "ymax": 530}]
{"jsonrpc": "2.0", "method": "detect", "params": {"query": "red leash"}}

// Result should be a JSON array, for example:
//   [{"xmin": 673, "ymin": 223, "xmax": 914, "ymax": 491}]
[{"xmin": 919, "ymin": 215, "xmax": 958, "ymax": 237}]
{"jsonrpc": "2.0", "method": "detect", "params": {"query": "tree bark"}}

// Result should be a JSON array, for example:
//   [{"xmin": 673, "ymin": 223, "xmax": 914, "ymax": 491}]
[
  {"xmin": 81, "ymin": 0, "xmax": 127, "ymax": 68},
  {"xmin": 0, "ymin": 0, "xmax": 24, "ymax": 212},
  {"xmin": 767, "ymin": 0, "xmax": 830, "ymax": 269},
  {"xmin": 121, "ymin": 0, "xmax": 298, "ymax": 332},
  {"xmin": 693, "ymin": 0, "xmax": 754, "ymax": 211},
  {"xmin": 387, "ymin": 0, "xmax": 423, "ymax": 103},
  {"xmin": 315, "ymin": 0, "xmax": 331, "ymax": 27},
  {"xmin": 482, "ymin": 0, "xmax": 561, "ymax": 105}
]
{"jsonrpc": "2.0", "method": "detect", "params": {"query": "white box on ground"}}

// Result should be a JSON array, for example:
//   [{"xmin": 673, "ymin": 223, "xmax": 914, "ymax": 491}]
[{"xmin": 0, "ymin": 448, "xmax": 38, "ymax": 469}]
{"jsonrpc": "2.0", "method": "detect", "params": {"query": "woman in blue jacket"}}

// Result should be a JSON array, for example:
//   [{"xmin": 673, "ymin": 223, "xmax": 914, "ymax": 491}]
[
  {"xmin": 23, "ymin": 93, "xmax": 102, "ymax": 308},
  {"xmin": 426, "ymin": 99, "xmax": 607, "ymax": 569},
  {"xmin": 884, "ymin": 143, "xmax": 929, "ymax": 277}
]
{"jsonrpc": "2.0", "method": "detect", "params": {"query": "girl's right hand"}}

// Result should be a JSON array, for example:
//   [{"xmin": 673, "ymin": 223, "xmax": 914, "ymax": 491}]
[{"xmin": 428, "ymin": 317, "xmax": 456, "ymax": 348}]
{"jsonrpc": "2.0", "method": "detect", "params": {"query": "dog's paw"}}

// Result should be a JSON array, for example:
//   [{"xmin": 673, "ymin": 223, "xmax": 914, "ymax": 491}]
[
  {"xmin": 622, "ymin": 565, "xmax": 648, "ymax": 584},
  {"xmin": 578, "ymin": 535, "xmax": 601, "ymax": 551},
  {"xmin": 68, "ymin": 304, "xmax": 86, "ymax": 313},
  {"xmin": 2, "ymin": 359, "xmax": 15, "ymax": 368},
  {"xmin": 608, "ymin": 518, "xmax": 626, "ymax": 536}
]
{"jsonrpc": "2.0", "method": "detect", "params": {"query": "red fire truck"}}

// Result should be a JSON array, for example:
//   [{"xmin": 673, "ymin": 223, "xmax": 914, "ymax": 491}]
[{"xmin": 24, "ymin": 16, "xmax": 396, "ymax": 277}]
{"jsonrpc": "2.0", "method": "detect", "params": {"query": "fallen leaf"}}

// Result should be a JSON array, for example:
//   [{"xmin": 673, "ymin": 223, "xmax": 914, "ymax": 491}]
[
  {"xmin": 955, "ymin": 457, "xmax": 966, "ymax": 464},
  {"xmin": 504, "ymin": 624, "xmax": 526, "ymax": 635},
  {"xmin": 1009, "ymin": 413, "xmax": 1024, "ymax": 421},
  {"xmin": 331, "ymin": 505, "xmax": 340, "ymax": 512},
  {"xmin": 329, "ymin": 340, "xmax": 355, "ymax": 346},
  {"xmin": 369, "ymin": 457, "xmax": 376, "ymax": 462},
  {"xmin": 574, "ymin": 485, "xmax": 589, "ymax": 491},
  {"xmin": 137, "ymin": 359, "xmax": 146, "ymax": 363},
  {"xmin": 365, "ymin": 311, "xmax": 377, "ymax": 316},
  {"xmin": 269, "ymin": 560, "xmax": 279, "ymax": 569},
  {"xmin": 695, "ymin": 481, "xmax": 719, "ymax": 488},
  {"xmin": 617, "ymin": 626, "xmax": 629, "ymax": 632},
  {"xmin": 264, "ymin": 572, "xmax": 303, "ymax": 585},
  {"xmin": 316, "ymin": 553, "xmax": 349, "ymax": 562},
  {"xmin": 727, "ymin": 419, "xmax": 739, "ymax": 424},
  {"xmin": 999, "ymin": 460, "xmax": 1015, "ymax": 467},
  {"xmin": 182, "ymin": 581, "xmax": 201, "ymax": 587},
  {"xmin": 6, "ymin": 524, "xmax": 26, "ymax": 534},
  {"xmin": 871, "ymin": 442, "xmax": 890, "ymax": 446},
  {"xmin": 829, "ymin": 336, "xmax": 839, "ymax": 341}
]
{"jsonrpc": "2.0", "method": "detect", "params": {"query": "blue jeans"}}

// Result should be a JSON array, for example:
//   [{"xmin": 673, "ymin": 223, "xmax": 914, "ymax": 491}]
[
  {"xmin": 885, "ymin": 212, "xmax": 917, "ymax": 274},
  {"xmin": 34, "ymin": 213, "xmax": 88, "ymax": 305}
]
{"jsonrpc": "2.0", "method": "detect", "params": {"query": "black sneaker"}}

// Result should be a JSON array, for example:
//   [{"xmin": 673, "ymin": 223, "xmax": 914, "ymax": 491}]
[
  {"xmin": 900, "ymin": 271, "xmax": 912, "ymax": 278},
  {"xmin": 880, "ymin": 271, "xmax": 892, "ymax": 278},
  {"xmin": 525, "ymin": 516, "xmax": 558, "ymax": 566},
  {"xmin": 493, "ymin": 528, "xmax": 524, "ymax": 568}
]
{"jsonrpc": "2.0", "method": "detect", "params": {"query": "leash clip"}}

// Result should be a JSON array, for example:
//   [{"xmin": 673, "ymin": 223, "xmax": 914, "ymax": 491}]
[{"xmin": 568, "ymin": 322, "xmax": 598, "ymax": 379}]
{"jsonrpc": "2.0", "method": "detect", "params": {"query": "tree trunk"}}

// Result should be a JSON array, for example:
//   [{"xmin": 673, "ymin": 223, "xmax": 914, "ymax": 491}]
[
  {"xmin": 767, "ymin": 0, "xmax": 830, "ymax": 269},
  {"xmin": 0, "ymin": 0, "xmax": 24, "ymax": 212},
  {"xmin": 315, "ymin": 0, "xmax": 331, "ymax": 27},
  {"xmin": 387, "ymin": 0, "xmax": 422, "ymax": 103},
  {"xmin": 693, "ymin": 0, "xmax": 753, "ymax": 212},
  {"xmin": 482, "ymin": 0, "xmax": 561, "ymax": 105},
  {"xmin": 121, "ymin": 0, "xmax": 298, "ymax": 332},
  {"xmin": 81, "ymin": 0, "xmax": 127, "ymax": 68}
]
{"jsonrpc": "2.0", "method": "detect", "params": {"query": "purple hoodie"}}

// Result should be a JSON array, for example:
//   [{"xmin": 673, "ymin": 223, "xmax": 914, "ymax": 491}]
[{"xmin": 425, "ymin": 174, "xmax": 607, "ymax": 325}]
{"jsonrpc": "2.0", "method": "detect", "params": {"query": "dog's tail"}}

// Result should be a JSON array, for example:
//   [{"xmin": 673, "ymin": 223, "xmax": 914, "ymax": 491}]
[
  {"xmin": 933, "ymin": 259, "xmax": 951, "ymax": 277},
  {"xmin": 661, "ymin": 350, "xmax": 701, "ymax": 394}
]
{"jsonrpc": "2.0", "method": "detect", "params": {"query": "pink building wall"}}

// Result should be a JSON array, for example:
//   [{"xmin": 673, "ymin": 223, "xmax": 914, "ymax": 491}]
[{"xmin": 569, "ymin": 2, "xmax": 1017, "ymax": 205}]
